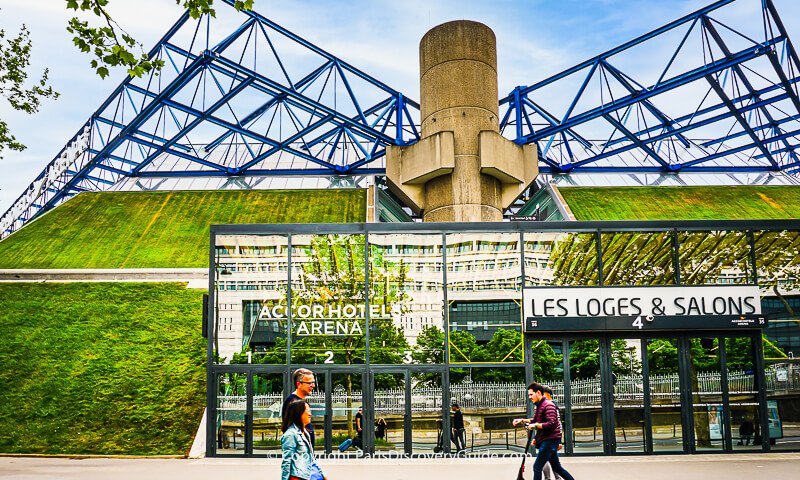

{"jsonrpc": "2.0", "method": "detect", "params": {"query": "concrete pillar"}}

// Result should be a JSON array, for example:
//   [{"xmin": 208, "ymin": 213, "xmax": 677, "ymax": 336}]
[
  {"xmin": 420, "ymin": 21, "xmax": 500, "ymax": 222},
  {"xmin": 386, "ymin": 21, "xmax": 537, "ymax": 222}
]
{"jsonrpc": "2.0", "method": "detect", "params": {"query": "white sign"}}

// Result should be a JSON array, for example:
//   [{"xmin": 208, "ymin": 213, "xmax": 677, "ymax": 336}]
[
  {"xmin": 523, "ymin": 286, "xmax": 761, "ymax": 319},
  {"xmin": 295, "ymin": 320, "xmax": 364, "ymax": 336},
  {"xmin": 259, "ymin": 303, "xmax": 400, "ymax": 320}
]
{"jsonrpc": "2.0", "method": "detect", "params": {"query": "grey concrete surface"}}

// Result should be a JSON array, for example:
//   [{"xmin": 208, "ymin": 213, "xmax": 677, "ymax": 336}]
[{"xmin": 1, "ymin": 453, "xmax": 799, "ymax": 480}]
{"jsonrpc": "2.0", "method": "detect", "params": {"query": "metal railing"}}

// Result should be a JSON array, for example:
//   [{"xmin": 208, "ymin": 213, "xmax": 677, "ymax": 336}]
[{"xmin": 218, "ymin": 366, "xmax": 800, "ymax": 411}]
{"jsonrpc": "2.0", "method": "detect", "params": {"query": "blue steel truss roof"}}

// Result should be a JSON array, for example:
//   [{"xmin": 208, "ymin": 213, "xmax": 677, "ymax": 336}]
[{"xmin": 2, "ymin": 0, "xmax": 800, "ymax": 239}]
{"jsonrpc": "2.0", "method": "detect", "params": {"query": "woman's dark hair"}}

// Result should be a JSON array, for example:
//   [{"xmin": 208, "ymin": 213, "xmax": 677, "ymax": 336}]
[{"xmin": 282, "ymin": 399, "xmax": 308, "ymax": 433}]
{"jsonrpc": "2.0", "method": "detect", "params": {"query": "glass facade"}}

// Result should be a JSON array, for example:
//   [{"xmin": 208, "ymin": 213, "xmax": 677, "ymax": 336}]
[{"xmin": 208, "ymin": 222, "xmax": 800, "ymax": 457}]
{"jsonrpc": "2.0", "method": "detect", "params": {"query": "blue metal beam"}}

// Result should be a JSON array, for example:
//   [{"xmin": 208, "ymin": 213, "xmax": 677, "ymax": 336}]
[
  {"xmin": 518, "ymin": 39, "xmax": 778, "ymax": 144},
  {"xmin": 500, "ymin": 0, "xmax": 735, "ymax": 104}
]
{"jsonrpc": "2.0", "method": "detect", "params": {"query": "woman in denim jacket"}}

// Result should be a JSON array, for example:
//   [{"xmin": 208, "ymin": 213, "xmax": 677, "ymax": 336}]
[{"xmin": 281, "ymin": 400, "xmax": 326, "ymax": 480}]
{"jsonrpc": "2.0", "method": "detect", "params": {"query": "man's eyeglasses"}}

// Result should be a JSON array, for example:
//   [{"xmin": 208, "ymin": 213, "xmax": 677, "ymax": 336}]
[{"xmin": 299, "ymin": 381, "xmax": 316, "ymax": 385}]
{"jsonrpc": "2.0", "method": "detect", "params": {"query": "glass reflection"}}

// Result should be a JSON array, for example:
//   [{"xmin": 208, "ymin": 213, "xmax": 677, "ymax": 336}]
[
  {"xmin": 446, "ymin": 233, "xmax": 523, "ymax": 364},
  {"xmin": 214, "ymin": 235, "xmax": 289, "ymax": 364},
  {"xmin": 373, "ymin": 372, "xmax": 406, "ymax": 453},
  {"xmin": 600, "ymin": 232, "xmax": 674, "ymax": 286},
  {"xmin": 216, "ymin": 372, "xmax": 247, "ymax": 455},
  {"xmin": 449, "ymin": 366, "xmax": 526, "ymax": 454},
  {"xmin": 368, "ymin": 234, "xmax": 445, "ymax": 364},
  {"xmin": 688, "ymin": 337, "xmax": 723, "ymax": 452},
  {"xmin": 569, "ymin": 339, "xmax": 603, "ymax": 453},
  {"xmin": 678, "ymin": 231, "xmax": 752, "ymax": 285},
  {"xmin": 726, "ymin": 336, "xmax": 762, "ymax": 451},
  {"xmin": 647, "ymin": 338, "xmax": 683, "ymax": 452},
  {"xmin": 612, "ymin": 338, "xmax": 645, "ymax": 452},
  {"xmin": 411, "ymin": 372, "xmax": 443, "ymax": 455},
  {"xmin": 546, "ymin": 233, "xmax": 599, "ymax": 287},
  {"xmin": 252, "ymin": 373, "xmax": 284, "ymax": 454},
  {"xmin": 289, "ymin": 234, "xmax": 366, "ymax": 365}
]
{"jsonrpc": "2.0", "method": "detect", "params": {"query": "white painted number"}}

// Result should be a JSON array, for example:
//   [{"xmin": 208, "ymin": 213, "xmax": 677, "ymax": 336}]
[
  {"xmin": 632, "ymin": 316, "xmax": 644, "ymax": 329},
  {"xmin": 402, "ymin": 350, "xmax": 413, "ymax": 364},
  {"xmin": 324, "ymin": 350, "xmax": 334, "ymax": 364}
]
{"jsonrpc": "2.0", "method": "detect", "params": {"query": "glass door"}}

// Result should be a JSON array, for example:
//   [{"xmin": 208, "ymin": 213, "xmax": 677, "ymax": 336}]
[
  {"xmin": 307, "ymin": 369, "xmax": 365, "ymax": 456},
  {"xmin": 568, "ymin": 339, "xmax": 604, "ymax": 454},
  {"xmin": 213, "ymin": 369, "xmax": 288, "ymax": 457},
  {"xmin": 251, "ymin": 372, "xmax": 286, "ymax": 455},
  {"xmin": 687, "ymin": 336, "xmax": 724, "ymax": 452},
  {"xmin": 370, "ymin": 369, "xmax": 445, "ymax": 456},
  {"xmin": 373, "ymin": 370, "xmax": 408, "ymax": 455},
  {"xmin": 610, "ymin": 337, "xmax": 646, "ymax": 453},
  {"xmin": 647, "ymin": 337, "xmax": 683, "ymax": 452},
  {"xmin": 215, "ymin": 371, "xmax": 248, "ymax": 456}
]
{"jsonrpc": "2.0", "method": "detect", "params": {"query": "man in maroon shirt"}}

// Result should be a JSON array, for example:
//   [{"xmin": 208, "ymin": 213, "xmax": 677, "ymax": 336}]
[{"xmin": 513, "ymin": 382, "xmax": 575, "ymax": 480}]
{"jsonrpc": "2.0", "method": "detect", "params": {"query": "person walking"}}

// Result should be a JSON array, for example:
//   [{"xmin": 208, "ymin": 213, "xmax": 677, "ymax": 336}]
[
  {"xmin": 541, "ymin": 386, "xmax": 563, "ymax": 480},
  {"xmin": 353, "ymin": 406, "xmax": 364, "ymax": 449},
  {"xmin": 513, "ymin": 382, "xmax": 575, "ymax": 480},
  {"xmin": 281, "ymin": 399, "xmax": 326, "ymax": 480},
  {"xmin": 451, "ymin": 403, "xmax": 466, "ymax": 452},
  {"xmin": 282, "ymin": 368, "xmax": 317, "ymax": 446}
]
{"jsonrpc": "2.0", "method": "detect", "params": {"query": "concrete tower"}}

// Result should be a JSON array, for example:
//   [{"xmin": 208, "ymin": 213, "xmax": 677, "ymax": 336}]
[{"xmin": 386, "ymin": 20, "xmax": 537, "ymax": 222}]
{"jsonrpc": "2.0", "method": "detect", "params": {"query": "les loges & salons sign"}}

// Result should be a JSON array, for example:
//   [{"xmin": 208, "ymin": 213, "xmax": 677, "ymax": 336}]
[
  {"xmin": 522, "ymin": 286, "xmax": 767, "ymax": 332},
  {"xmin": 258, "ymin": 303, "xmax": 401, "ymax": 336}
]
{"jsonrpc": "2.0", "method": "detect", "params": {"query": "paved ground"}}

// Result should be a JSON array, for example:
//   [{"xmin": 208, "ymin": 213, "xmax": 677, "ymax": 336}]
[{"xmin": 1, "ymin": 453, "xmax": 799, "ymax": 480}]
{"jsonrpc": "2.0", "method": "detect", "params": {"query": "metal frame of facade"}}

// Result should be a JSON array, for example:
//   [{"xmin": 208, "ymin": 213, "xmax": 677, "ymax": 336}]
[
  {"xmin": 500, "ymin": 0, "xmax": 800, "ymax": 175},
  {"xmin": 4, "ymin": 0, "xmax": 800, "ymax": 239},
  {"xmin": 207, "ymin": 219, "xmax": 799, "ymax": 457}
]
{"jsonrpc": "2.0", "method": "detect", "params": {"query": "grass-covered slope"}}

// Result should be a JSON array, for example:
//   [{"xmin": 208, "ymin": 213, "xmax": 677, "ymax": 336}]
[
  {"xmin": 0, "ymin": 283, "xmax": 205, "ymax": 455},
  {"xmin": 0, "ymin": 189, "xmax": 365, "ymax": 269},
  {"xmin": 559, "ymin": 185, "xmax": 800, "ymax": 220}
]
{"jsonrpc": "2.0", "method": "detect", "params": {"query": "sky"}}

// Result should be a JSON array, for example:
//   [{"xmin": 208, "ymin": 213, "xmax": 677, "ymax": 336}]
[{"xmin": 1, "ymin": 0, "xmax": 799, "ymax": 213}]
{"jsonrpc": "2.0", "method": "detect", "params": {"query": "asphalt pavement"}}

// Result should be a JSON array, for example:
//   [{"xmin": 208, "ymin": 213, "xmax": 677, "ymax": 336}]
[{"xmin": 1, "ymin": 453, "xmax": 800, "ymax": 480}]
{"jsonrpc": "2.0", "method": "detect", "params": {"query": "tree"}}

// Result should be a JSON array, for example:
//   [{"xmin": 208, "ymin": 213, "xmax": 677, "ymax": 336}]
[
  {"xmin": 569, "ymin": 339, "xmax": 600, "ymax": 378},
  {"xmin": 610, "ymin": 339, "xmax": 641, "ymax": 376},
  {"xmin": 65, "ymin": 1, "xmax": 253, "ymax": 78},
  {"xmin": 646, "ymin": 339, "xmax": 679, "ymax": 375},
  {"xmin": 412, "ymin": 326, "xmax": 444, "ymax": 386},
  {"xmin": 475, "ymin": 328, "xmax": 523, "ymax": 363},
  {"xmin": 530, "ymin": 340, "xmax": 562, "ymax": 383},
  {"xmin": 0, "ymin": 19, "xmax": 59, "ymax": 158},
  {"xmin": 0, "ymin": 1, "xmax": 254, "ymax": 157}
]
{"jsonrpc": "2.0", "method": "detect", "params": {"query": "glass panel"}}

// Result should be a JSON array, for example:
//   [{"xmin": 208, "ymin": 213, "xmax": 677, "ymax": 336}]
[
  {"xmin": 754, "ymin": 230, "xmax": 800, "ymax": 289},
  {"xmin": 450, "ymin": 367, "xmax": 526, "ymax": 454},
  {"xmin": 374, "ymin": 372, "xmax": 406, "ymax": 454},
  {"xmin": 368, "ymin": 233, "xmax": 445, "ymax": 364},
  {"xmin": 678, "ymin": 231, "xmax": 752, "ymax": 285},
  {"xmin": 216, "ymin": 372, "xmax": 247, "ymax": 455},
  {"xmin": 600, "ymin": 232, "xmax": 674, "ymax": 286},
  {"xmin": 303, "ymin": 372, "xmax": 326, "ymax": 453},
  {"xmin": 568, "ymin": 339, "xmax": 603, "ymax": 453},
  {"xmin": 533, "ymin": 340, "xmax": 567, "ymax": 451},
  {"xmin": 688, "ymin": 337, "xmax": 724, "ymax": 452},
  {"xmin": 214, "ymin": 235, "xmax": 289, "ymax": 364},
  {"xmin": 755, "ymin": 229, "xmax": 800, "ymax": 370},
  {"xmin": 289, "ymin": 234, "xmax": 366, "ymax": 365},
  {"xmin": 726, "ymin": 336, "xmax": 762, "ymax": 451},
  {"xmin": 252, "ymin": 373, "xmax": 284, "ymax": 454},
  {"xmin": 647, "ymin": 338, "xmax": 683, "ymax": 452},
  {"xmin": 330, "ymin": 373, "xmax": 364, "ymax": 455},
  {"xmin": 446, "ymin": 233, "xmax": 523, "ymax": 364},
  {"xmin": 524, "ymin": 232, "xmax": 598, "ymax": 287},
  {"xmin": 767, "ymin": 360, "xmax": 800, "ymax": 450},
  {"xmin": 612, "ymin": 338, "xmax": 645, "ymax": 452},
  {"xmin": 410, "ymin": 372, "xmax": 444, "ymax": 455}
]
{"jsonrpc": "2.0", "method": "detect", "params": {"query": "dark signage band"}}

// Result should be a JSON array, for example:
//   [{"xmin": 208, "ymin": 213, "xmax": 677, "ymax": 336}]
[{"xmin": 524, "ymin": 315, "xmax": 768, "ymax": 333}]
